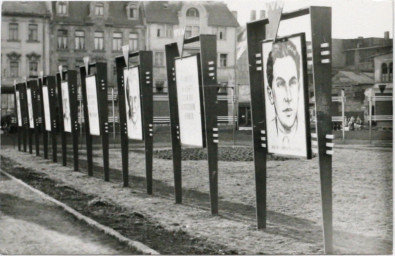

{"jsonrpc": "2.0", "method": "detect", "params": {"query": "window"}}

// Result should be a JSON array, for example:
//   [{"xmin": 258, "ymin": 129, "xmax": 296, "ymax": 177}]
[
  {"xmin": 28, "ymin": 24, "xmax": 38, "ymax": 41},
  {"xmin": 154, "ymin": 52, "xmax": 164, "ymax": 66},
  {"xmin": 219, "ymin": 54, "xmax": 227, "ymax": 67},
  {"xmin": 112, "ymin": 32, "xmax": 122, "ymax": 51},
  {"xmin": 186, "ymin": 8, "xmax": 199, "ymax": 17},
  {"xmin": 95, "ymin": 3, "xmax": 104, "ymax": 16},
  {"xmin": 185, "ymin": 26, "xmax": 199, "ymax": 38},
  {"xmin": 94, "ymin": 31, "xmax": 104, "ymax": 50},
  {"xmin": 29, "ymin": 61, "xmax": 38, "ymax": 77},
  {"xmin": 57, "ymin": 30, "xmax": 68, "ymax": 49},
  {"xmin": 129, "ymin": 33, "xmax": 138, "ymax": 51},
  {"xmin": 217, "ymin": 27, "xmax": 226, "ymax": 40},
  {"xmin": 128, "ymin": 5, "xmax": 138, "ymax": 19},
  {"xmin": 9, "ymin": 23, "xmax": 18, "ymax": 41},
  {"xmin": 389, "ymin": 62, "xmax": 393, "ymax": 82},
  {"xmin": 57, "ymin": 2, "xmax": 67, "ymax": 15},
  {"xmin": 156, "ymin": 24, "xmax": 173, "ymax": 38},
  {"xmin": 381, "ymin": 63, "xmax": 388, "ymax": 81},
  {"xmin": 155, "ymin": 81, "xmax": 166, "ymax": 93},
  {"xmin": 75, "ymin": 30, "xmax": 85, "ymax": 50},
  {"xmin": 10, "ymin": 62, "xmax": 19, "ymax": 77}
]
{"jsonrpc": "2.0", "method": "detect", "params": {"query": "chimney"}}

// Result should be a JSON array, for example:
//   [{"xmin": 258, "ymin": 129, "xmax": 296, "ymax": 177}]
[
  {"xmin": 231, "ymin": 11, "xmax": 238, "ymax": 20},
  {"xmin": 250, "ymin": 10, "xmax": 256, "ymax": 21},
  {"xmin": 384, "ymin": 31, "xmax": 390, "ymax": 40},
  {"xmin": 259, "ymin": 10, "xmax": 266, "ymax": 19}
]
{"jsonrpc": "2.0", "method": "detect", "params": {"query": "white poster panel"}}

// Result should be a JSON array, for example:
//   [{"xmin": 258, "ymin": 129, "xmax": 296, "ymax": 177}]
[
  {"xmin": 16, "ymin": 91, "xmax": 22, "ymax": 127},
  {"xmin": 262, "ymin": 35, "xmax": 308, "ymax": 157},
  {"xmin": 85, "ymin": 75, "xmax": 100, "ymax": 136},
  {"xmin": 61, "ymin": 81, "xmax": 72, "ymax": 132},
  {"xmin": 42, "ymin": 86, "xmax": 51, "ymax": 131},
  {"xmin": 123, "ymin": 67, "xmax": 143, "ymax": 140},
  {"xmin": 175, "ymin": 55, "xmax": 204, "ymax": 147},
  {"xmin": 27, "ymin": 88, "xmax": 34, "ymax": 129}
]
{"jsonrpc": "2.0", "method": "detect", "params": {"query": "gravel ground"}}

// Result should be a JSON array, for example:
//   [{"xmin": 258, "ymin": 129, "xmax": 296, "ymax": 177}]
[{"xmin": 0, "ymin": 144, "xmax": 392, "ymax": 254}]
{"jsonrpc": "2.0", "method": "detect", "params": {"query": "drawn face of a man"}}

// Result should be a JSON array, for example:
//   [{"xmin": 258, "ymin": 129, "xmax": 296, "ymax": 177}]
[{"xmin": 267, "ymin": 40, "xmax": 301, "ymax": 132}]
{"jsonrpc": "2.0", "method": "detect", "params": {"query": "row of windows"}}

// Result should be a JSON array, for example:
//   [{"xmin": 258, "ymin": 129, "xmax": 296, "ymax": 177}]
[
  {"xmin": 7, "ymin": 61, "xmax": 38, "ymax": 78},
  {"xmin": 8, "ymin": 23, "xmax": 38, "ymax": 41},
  {"xmin": 381, "ymin": 62, "xmax": 393, "ymax": 82},
  {"xmin": 57, "ymin": 1, "xmax": 139, "ymax": 20},
  {"xmin": 156, "ymin": 25, "xmax": 226, "ymax": 40},
  {"xmin": 57, "ymin": 30, "xmax": 139, "ymax": 51}
]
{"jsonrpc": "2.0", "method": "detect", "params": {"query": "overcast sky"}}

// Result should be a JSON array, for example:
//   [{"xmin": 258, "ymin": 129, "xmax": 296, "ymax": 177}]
[{"xmin": 223, "ymin": 0, "xmax": 394, "ymax": 39}]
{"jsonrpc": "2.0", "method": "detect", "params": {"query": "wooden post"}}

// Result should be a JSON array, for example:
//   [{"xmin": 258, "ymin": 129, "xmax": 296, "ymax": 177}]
[
  {"xmin": 47, "ymin": 76, "xmax": 58, "ymax": 163},
  {"xmin": 26, "ymin": 81, "xmax": 33, "ymax": 155},
  {"xmin": 56, "ymin": 71, "xmax": 67, "ymax": 166},
  {"xmin": 14, "ymin": 83, "xmax": 22, "ymax": 152},
  {"xmin": 310, "ymin": 6, "xmax": 333, "ymax": 254},
  {"xmin": 246, "ymin": 20, "xmax": 268, "ymax": 229},
  {"xmin": 139, "ymin": 51, "xmax": 154, "ymax": 194},
  {"xmin": 115, "ymin": 55, "xmax": 129, "ymax": 187},
  {"xmin": 199, "ymin": 35, "xmax": 219, "ymax": 215},
  {"xmin": 19, "ymin": 82, "xmax": 28, "ymax": 152},
  {"xmin": 67, "ymin": 70, "xmax": 79, "ymax": 171},
  {"xmin": 79, "ymin": 65, "xmax": 93, "ymax": 176},
  {"xmin": 28, "ymin": 80, "xmax": 41, "ymax": 156},
  {"xmin": 341, "ymin": 89, "xmax": 345, "ymax": 142},
  {"xmin": 165, "ymin": 43, "xmax": 182, "ymax": 203}
]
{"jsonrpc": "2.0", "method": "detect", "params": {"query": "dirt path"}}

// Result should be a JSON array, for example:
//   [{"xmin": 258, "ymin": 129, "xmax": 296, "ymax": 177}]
[{"xmin": 0, "ymin": 173, "xmax": 139, "ymax": 255}]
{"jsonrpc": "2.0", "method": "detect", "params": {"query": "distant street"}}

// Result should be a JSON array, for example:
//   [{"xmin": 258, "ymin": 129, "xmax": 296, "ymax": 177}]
[{"xmin": 0, "ymin": 173, "xmax": 138, "ymax": 255}]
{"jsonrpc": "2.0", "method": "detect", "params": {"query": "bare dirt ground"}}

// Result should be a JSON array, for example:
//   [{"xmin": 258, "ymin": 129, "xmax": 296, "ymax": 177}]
[
  {"xmin": 0, "ymin": 173, "xmax": 139, "ymax": 255},
  {"xmin": 1, "ymin": 140, "xmax": 392, "ymax": 254}
]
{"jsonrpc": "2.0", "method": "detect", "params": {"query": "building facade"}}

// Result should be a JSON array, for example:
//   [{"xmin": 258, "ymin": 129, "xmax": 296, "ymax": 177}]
[
  {"xmin": 1, "ymin": 1, "xmax": 51, "ymax": 117},
  {"xmin": 49, "ymin": 1, "xmax": 146, "ymax": 88}
]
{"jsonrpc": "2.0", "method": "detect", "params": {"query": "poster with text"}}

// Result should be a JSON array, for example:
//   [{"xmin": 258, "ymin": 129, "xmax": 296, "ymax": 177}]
[
  {"xmin": 16, "ymin": 91, "xmax": 22, "ymax": 127},
  {"xmin": 61, "ymin": 81, "xmax": 72, "ymax": 132},
  {"xmin": 42, "ymin": 86, "xmax": 51, "ymax": 131},
  {"xmin": 85, "ymin": 75, "xmax": 100, "ymax": 136},
  {"xmin": 262, "ymin": 33, "xmax": 310, "ymax": 157},
  {"xmin": 27, "ymin": 88, "xmax": 34, "ymax": 129},
  {"xmin": 175, "ymin": 55, "xmax": 204, "ymax": 147},
  {"xmin": 123, "ymin": 66, "xmax": 143, "ymax": 140}
]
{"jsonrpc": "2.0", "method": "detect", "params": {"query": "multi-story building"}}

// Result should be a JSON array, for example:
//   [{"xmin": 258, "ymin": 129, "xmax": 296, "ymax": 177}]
[
  {"xmin": 1, "ymin": 1, "xmax": 51, "ymax": 117},
  {"xmin": 142, "ymin": 1, "xmax": 239, "ymax": 121},
  {"xmin": 49, "ymin": 1, "xmax": 146, "ymax": 87}
]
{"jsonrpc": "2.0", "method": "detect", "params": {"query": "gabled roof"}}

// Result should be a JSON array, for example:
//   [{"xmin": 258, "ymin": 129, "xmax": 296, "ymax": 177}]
[
  {"xmin": 52, "ymin": 1, "xmax": 143, "ymax": 26},
  {"xmin": 143, "ymin": 1, "xmax": 239, "ymax": 27},
  {"xmin": 2, "ymin": 1, "xmax": 50, "ymax": 18},
  {"xmin": 332, "ymin": 70, "xmax": 374, "ymax": 85}
]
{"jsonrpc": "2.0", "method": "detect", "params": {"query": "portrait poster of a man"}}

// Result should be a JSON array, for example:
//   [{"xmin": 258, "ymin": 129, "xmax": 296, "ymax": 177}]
[
  {"xmin": 124, "ymin": 66, "xmax": 143, "ymax": 140},
  {"xmin": 85, "ymin": 75, "xmax": 100, "ymax": 136},
  {"xmin": 61, "ymin": 81, "xmax": 72, "ymax": 132},
  {"xmin": 262, "ymin": 33, "xmax": 311, "ymax": 158}
]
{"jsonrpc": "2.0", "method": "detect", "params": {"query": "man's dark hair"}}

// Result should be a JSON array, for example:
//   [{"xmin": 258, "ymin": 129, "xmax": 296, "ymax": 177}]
[{"xmin": 266, "ymin": 40, "xmax": 301, "ymax": 88}]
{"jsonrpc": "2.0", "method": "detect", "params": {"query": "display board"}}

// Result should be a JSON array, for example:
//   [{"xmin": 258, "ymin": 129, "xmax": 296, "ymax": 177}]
[
  {"xmin": 261, "ymin": 33, "xmax": 310, "ymax": 158},
  {"xmin": 42, "ymin": 86, "xmax": 51, "ymax": 131},
  {"xmin": 85, "ymin": 75, "xmax": 100, "ymax": 136},
  {"xmin": 175, "ymin": 55, "xmax": 204, "ymax": 147},
  {"xmin": 123, "ymin": 66, "xmax": 144, "ymax": 140},
  {"xmin": 26, "ymin": 88, "xmax": 34, "ymax": 129},
  {"xmin": 16, "ymin": 91, "xmax": 22, "ymax": 127},
  {"xmin": 61, "ymin": 81, "xmax": 72, "ymax": 132}
]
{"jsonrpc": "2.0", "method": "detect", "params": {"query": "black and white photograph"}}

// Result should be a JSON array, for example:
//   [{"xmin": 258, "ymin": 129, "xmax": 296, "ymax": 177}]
[
  {"xmin": 124, "ymin": 66, "xmax": 143, "ymax": 140},
  {"xmin": 262, "ymin": 34, "xmax": 311, "ymax": 157},
  {"xmin": 0, "ymin": 0, "xmax": 393, "ymax": 255}
]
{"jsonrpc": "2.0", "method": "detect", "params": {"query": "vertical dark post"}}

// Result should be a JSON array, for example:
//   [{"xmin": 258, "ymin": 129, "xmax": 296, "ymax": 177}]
[
  {"xmin": 47, "ymin": 76, "xmax": 58, "ymax": 163},
  {"xmin": 310, "ymin": 6, "xmax": 333, "ymax": 254},
  {"xmin": 27, "ymin": 82, "xmax": 33, "ymax": 155},
  {"xmin": 28, "ymin": 80, "xmax": 40, "ymax": 156},
  {"xmin": 140, "ymin": 51, "xmax": 154, "ymax": 195},
  {"xmin": 38, "ymin": 77, "xmax": 49, "ymax": 159},
  {"xmin": 80, "ymin": 66, "xmax": 93, "ymax": 176},
  {"xmin": 20, "ymin": 83, "xmax": 28, "ymax": 152},
  {"xmin": 115, "ymin": 56, "xmax": 129, "ymax": 187},
  {"xmin": 246, "ymin": 20, "xmax": 268, "ymax": 229},
  {"xmin": 200, "ymin": 35, "xmax": 219, "ymax": 215},
  {"xmin": 56, "ymin": 72, "xmax": 67, "ymax": 166},
  {"xmin": 68, "ymin": 70, "xmax": 79, "ymax": 171},
  {"xmin": 96, "ymin": 63, "xmax": 110, "ymax": 182},
  {"xmin": 165, "ymin": 43, "xmax": 182, "ymax": 203}
]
